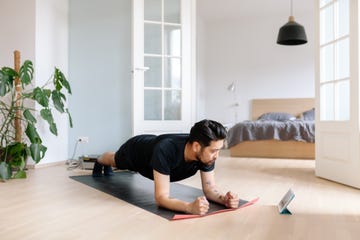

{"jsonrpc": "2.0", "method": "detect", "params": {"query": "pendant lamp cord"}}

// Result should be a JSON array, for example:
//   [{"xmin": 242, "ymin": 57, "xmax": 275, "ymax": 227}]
[{"xmin": 290, "ymin": 0, "xmax": 293, "ymax": 16}]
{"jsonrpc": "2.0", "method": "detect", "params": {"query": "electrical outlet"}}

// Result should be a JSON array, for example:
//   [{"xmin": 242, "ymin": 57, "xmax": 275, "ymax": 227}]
[{"xmin": 78, "ymin": 136, "xmax": 89, "ymax": 143}]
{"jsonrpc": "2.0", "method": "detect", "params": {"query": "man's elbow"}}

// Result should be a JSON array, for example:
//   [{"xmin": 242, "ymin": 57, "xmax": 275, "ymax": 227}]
[
  {"xmin": 154, "ymin": 194, "xmax": 166, "ymax": 207},
  {"xmin": 154, "ymin": 196, "xmax": 161, "ymax": 206}
]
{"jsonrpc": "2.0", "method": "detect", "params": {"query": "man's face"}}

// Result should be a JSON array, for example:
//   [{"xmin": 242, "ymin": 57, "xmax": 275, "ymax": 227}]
[{"xmin": 196, "ymin": 140, "xmax": 224, "ymax": 166}]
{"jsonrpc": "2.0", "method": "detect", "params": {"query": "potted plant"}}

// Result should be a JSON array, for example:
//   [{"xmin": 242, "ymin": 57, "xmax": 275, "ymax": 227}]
[{"xmin": 0, "ymin": 51, "xmax": 72, "ymax": 181}]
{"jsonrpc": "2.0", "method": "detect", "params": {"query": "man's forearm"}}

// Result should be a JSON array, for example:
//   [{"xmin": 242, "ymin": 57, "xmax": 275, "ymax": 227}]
[
  {"xmin": 155, "ymin": 196, "xmax": 191, "ymax": 213},
  {"xmin": 203, "ymin": 182, "xmax": 226, "ymax": 205}
]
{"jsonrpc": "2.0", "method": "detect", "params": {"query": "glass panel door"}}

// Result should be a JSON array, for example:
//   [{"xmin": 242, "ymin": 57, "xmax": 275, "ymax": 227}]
[
  {"xmin": 316, "ymin": 0, "xmax": 360, "ymax": 189},
  {"xmin": 319, "ymin": 0, "xmax": 350, "ymax": 121},
  {"xmin": 144, "ymin": 0, "xmax": 182, "ymax": 121},
  {"xmin": 132, "ymin": 0, "xmax": 194, "ymax": 135}
]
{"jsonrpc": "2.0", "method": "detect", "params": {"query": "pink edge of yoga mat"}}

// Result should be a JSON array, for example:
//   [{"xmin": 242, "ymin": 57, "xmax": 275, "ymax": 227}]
[{"xmin": 170, "ymin": 197, "xmax": 260, "ymax": 221}]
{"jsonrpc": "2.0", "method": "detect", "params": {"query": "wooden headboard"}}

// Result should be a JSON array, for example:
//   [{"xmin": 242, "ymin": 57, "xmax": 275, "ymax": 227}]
[{"xmin": 251, "ymin": 98, "xmax": 315, "ymax": 120}]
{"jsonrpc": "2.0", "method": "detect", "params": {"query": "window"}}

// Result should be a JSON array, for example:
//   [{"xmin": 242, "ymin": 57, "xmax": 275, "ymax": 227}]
[
  {"xmin": 319, "ymin": 0, "xmax": 350, "ymax": 120},
  {"xmin": 143, "ymin": 0, "xmax": 182, "ymax": 121}
]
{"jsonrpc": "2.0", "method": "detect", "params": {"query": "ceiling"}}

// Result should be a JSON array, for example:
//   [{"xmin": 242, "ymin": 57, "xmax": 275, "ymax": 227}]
[{"xmin": 197, "ymin": 0, "xmax": 314, "ymax": 20}]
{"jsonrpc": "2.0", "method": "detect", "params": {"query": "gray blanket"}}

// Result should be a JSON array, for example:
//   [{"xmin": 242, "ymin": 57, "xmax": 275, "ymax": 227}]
[{"xmin": 227, "ymin": 120, "xmax": 315, "ymax": 148}]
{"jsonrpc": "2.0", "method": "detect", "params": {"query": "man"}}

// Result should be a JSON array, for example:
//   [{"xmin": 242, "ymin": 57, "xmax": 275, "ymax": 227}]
[{"xmin": 93, "ymin": 119, "xmax": 239, "ymax": 215}]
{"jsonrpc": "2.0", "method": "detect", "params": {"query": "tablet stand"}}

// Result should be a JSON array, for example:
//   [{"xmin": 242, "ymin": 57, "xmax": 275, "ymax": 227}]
[{"xmin": 278, "ymin": 189, "xmax": 295, "ymax": 215}]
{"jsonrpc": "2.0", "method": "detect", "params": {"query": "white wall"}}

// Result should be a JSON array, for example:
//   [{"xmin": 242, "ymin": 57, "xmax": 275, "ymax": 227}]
[
  {"xmin": 197, "ymin": 5, "xmax": 315, "ymax": 125},
  {"xmin": 0, "ymin": 0, "xmax": 35, "ymax": 65},
  {"xmin": 68, "ymin": 0, "xmax": 132, "ymax": 158},
  {"xmin": 34, "ymin": 0, "xmax": 69, "ymax": 165}
]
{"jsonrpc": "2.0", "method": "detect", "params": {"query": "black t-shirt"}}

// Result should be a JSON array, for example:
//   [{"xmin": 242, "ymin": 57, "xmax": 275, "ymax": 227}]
[{"xmin": 115, "ymin": 134, "xmax": 214, "ymax": 182}]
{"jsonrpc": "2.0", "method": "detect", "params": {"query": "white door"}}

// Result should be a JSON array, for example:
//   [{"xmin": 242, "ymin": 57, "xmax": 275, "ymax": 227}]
[
  {"xmin": 132, "ymin": 0, "xmax": 195, "ymax": 135},
  {"xmin": 315, "ymin": 0, "xmax": 360, "ymax": 188}
]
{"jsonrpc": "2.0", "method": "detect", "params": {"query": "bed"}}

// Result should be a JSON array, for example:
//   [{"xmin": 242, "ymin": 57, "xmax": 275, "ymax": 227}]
[{"xmin": 227, "ymin": 98, "xmax": 315, "ymax": 159}]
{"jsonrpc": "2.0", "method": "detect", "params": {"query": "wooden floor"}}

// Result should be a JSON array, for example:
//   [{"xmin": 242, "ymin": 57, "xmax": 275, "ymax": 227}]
[{"xmin": 1, "ymin": 151, "xmax": 360, "ymax": 240}]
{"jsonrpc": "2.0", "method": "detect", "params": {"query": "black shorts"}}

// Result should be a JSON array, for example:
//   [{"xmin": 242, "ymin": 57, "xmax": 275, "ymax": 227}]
[
  {"xmin": 114, "ymin": 135, "xmax": 157, "ymax": 178},
  {"xmin": 114, "ymin": 139, "xmax": 136, "ymax": 171}
]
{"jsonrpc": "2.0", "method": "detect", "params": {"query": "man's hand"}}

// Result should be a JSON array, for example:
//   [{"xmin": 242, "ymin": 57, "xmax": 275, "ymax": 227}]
[
  {"xmin": 187, "ymin": 196, "xmax": 209, "ymax": 215},
  {"xmin": 223, "ymin": 191, "xmax": 240, "ymax": 208}
]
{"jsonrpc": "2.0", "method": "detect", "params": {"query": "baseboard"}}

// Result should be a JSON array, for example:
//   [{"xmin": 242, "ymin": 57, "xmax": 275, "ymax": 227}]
[{"xmin": 27, "ymin": 160, "xmax": 67, "ymax": 169}]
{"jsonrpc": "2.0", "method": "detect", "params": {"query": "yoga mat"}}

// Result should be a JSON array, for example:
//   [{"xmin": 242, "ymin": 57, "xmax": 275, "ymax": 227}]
[{"xmin": 70, "ymin": 171, "xmax": 258, "ymax": 221}]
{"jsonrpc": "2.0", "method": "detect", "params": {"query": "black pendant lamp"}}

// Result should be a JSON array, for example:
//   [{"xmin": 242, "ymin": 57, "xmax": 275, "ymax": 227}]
[{"xmin": 277, "ymin": 0, "xmax": 307, "ymax": 45}]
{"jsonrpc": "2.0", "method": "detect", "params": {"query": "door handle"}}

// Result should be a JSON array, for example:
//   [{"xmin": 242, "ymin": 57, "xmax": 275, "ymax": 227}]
[{"xmin": 133, "ymin": 67, "xmax": 150, "ymax": 72}]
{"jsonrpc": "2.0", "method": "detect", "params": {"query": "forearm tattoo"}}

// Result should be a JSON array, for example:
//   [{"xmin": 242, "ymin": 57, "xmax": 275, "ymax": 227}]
[{"xmin": 205, "ymin": 180, "xmax": 223, "ymax": 200}]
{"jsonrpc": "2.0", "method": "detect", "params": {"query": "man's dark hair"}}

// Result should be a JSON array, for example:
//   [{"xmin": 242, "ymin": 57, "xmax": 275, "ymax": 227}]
[{"xmin": 188, "ymin": 119, "xmax": 227, "ymax": 147}]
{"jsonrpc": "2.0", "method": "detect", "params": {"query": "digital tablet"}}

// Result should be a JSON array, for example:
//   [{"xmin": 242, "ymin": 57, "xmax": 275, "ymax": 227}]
[{"xmin": 278, "ymin": 189, "xmax": 295, "ymax": 214}]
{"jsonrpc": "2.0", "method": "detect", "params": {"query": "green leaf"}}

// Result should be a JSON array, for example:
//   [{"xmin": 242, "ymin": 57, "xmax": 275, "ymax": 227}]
[
  {"xmin": 0, "ymin": 162, "xmax": 12, "ymax": 180},
  {"xmin": 1, "ymin": 67, "xmax": 18, "ymax": 78},
  {"xmin": 29, "ymin": 143, "xmax": 47, "ymax": 163},
  {"xmin": 25, "ymin": 145, "xmax": 31, "ymax": 157},
  {"xmin": 51, "ymin": 90, "xmax": 65, "ymax": 113},
  {"xmin": 6, "ymin": 143, "xmax": 27, "ymax": 168},
  {"xmin": 9, "ymin": 155, "xmax": 25, "ymax": 168},
  {"xmin": 40, "ymin": 108, "xmax": 58, "ymax": 135},
  {"xmin": 54, "ymin": 68, "xmax": 72, "ymax": 94},
  {"xmin": 23, "ymin": 109, "xmax": 37, "ymax": 124},
  {"xmin": 0, "ymin": 72, "xmax": 7, "ymax": 96},
  {"xmin": 25, "ymin": 123, "xmax": 42, "ymax": 144},
  {"xmin": 44, "ymin": 89, "xmax": 51, "ymax": 97},
  {"xmin": 19, "ymin": 157, "xmax": 26, "ymax": 170},
  {"xmin": 0, "ymin": 68, "xmax": 16, "ymax": 96},
  {"xmin": 49, "ymin": 122, "xmax": 58, "ymax": 135},
  {"xmin": 13, "ymin": 170, "xmax": 27, "ymax": 179},
  {"xmin": 40, "ymin": 108, "xmax": 54, "ymax": 122},
  {"xmin": 19, "ymin": 60, "xmax": 34, "ymax": 86},
  {"xmin": 33, "ymin": 87, "xmax": 49, "ymax": 107},
  {"xmin": 66, "ymin": 108, "xmax": 73, "ymax": 128}
]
